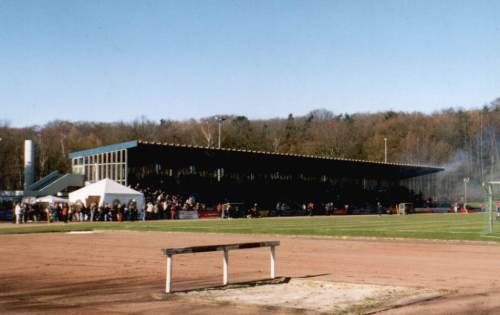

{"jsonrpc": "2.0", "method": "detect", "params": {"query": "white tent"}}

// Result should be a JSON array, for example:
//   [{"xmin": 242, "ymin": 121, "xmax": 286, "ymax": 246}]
[
  {"xmin": 68, "ymin": 179, "xmax": 144, "ymax": 209},
  {"xmin": 35, "ymin": 195, "xmax": 69, "ymax": 204}
]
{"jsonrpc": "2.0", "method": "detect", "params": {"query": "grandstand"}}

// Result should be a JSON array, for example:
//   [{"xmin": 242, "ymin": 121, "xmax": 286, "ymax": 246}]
[{"xmin": 68, "ymin": 140, "xmax": 443, "ymax": 210}]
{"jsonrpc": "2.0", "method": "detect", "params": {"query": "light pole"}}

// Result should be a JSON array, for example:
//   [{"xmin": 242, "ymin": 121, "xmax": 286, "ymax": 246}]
[
  {"xmin": 384, "ymin": 138, "xmax": 387, "ymax": 163},
  {"xmin": 217, "ymin": 116, "xmax": 226, "ymax": 149},
  {"xmin": 216, "ymin": 116, "xmax": 226, "ymax": 182},
  {"xmin": 463, "ymin": 177, "xmax": 470, "ymax": 211}
]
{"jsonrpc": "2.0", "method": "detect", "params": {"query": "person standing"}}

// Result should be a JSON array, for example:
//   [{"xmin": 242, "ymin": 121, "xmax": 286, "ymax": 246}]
[
  {"xmin": 116, "ymin": 203, "xmax": 124, "ymax": 222},
  {"xmin": 140, "ymin": 203, "xmax": 147, "ymax": 221},
  {"xmin": 15, "ymin": 203, "xmax": 22, "ymax": 224},
  {"xmin": 45, "ymin": 205, "xmax": 50, "ymax": 223},
  {"xmin": 90, "ymin": 203, "xmax": 97, "ymax": 222},
  {"xmin": 104, "ymin": 204, "xmax": 112, "ymax": 221},
  {"xmin": 21, "ymin": 203, "xmax": 26, "ymax": 223},
  {"xmin": 377, "ymin": 202, "xmax": 383, "ymax": 216},
  {"xmin": 62, "ymin": 204, "xmax": 69, "ymax": 223},
  {"xmin": 145, "ymin": 202, "xmax": 152, "ymax": 220}
]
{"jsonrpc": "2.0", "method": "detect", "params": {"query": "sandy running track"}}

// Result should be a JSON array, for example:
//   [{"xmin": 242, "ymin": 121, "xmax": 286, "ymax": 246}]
[{"xmin": 1, "ymin": 230, "xmax": 500, "ymax": 314}]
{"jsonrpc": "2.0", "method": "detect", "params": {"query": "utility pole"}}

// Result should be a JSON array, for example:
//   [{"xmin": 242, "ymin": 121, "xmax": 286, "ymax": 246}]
[{"xmin": 384, "ymin": 138, "xmax": 387, "ymax": 163}]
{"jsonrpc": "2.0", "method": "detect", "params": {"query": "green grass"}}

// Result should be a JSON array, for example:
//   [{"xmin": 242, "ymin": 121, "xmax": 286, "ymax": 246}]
[{"xmin": 2, "ymin": 213, "xmax": 500, "ymax": 242}]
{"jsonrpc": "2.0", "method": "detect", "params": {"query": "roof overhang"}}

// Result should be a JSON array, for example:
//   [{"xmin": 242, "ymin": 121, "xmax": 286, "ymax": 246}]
[
  {"xmin": 69, "ymin": 140, "xmax": 138, "ymax": 159},
  {"xmin": 68, "ymin": 139, "xmax": 444, "ymax": 179}
]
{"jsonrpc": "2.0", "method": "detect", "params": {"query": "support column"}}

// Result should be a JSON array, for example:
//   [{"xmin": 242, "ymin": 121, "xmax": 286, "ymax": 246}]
[
  {"xmin": 124, "ymin": 149, "xmax": 128, "ymax": 186},
  {"xmin": 166, "ymin": 254, "xmax": 173, "ymax": 293},
  {"xmin": 223, "ymin": 249, "xmax": 229, "ymax": 285},
  {"xmin": 270, "ymin": 245, "xmax": 276, "ymax": 279},
  {"xmin": 488, "ymin": 185, "xmax": 493, "ymax": 234}
]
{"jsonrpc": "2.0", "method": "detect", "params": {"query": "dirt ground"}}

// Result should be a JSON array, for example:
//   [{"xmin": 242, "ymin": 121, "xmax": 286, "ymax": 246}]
[{"xmin": 2, "ymin": 229, "xmax": 500, "ymax": 314}]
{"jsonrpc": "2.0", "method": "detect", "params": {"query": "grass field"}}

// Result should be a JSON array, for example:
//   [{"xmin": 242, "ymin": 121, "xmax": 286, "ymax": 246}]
[{"xmin": 2, "ymin": 213, "xmax": 500, "ymax": 242}]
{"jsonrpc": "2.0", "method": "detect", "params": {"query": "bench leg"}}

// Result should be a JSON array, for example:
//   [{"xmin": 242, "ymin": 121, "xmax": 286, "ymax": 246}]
[
  {"xmin": 166, "ymin": 254, "xmax": 173, "ymax": 293},
  {"xmin": 270, "ymin": 245, "xmax": 276, "ymax": 279},
  {"xmin": 223, "ymin": 249, "xmax": 229, "ymax": 285}
]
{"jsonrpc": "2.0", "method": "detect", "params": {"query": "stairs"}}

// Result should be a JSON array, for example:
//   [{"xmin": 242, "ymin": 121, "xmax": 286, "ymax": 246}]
[{"xmin": 25, "ymin": 172, "xmax": 84, "ymax": 197}]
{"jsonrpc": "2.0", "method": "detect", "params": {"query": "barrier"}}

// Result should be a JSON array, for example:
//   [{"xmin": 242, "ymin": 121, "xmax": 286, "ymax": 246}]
[{"xmin": 161, "ymin": 241, "xmax": 279, "ymax": 293}]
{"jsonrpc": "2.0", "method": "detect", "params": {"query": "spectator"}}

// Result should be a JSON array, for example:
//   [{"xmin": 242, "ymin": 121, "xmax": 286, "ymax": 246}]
[
  {"xmin": 62, "ymin": 204, "xmax": 69, "ymax": 223},
  {"xmin": 104, "ymin": 204, "xmax": 111, "ymax": 221},
  {"xmin": 44, "ymin": 205, "xmax": 50, "ymax": 223},
  {"xmin": 14, "ymin": 203, "xmax": 22, "ymax": 224},
  {"xmin": 140, "ymin": 203, "xmax": 146, "ymax": 221},
  {"xmin": 146, "ymin": 202, "xmax": 154, "ymax": 220},
  {"xmin": 247, "ymin": 203, "xmax": 259, "ymax": 218},
  {"xmin": 90, "ymin": 203, "xmax": 97, "ymax": 222},
  {"xmin": 377, "ymin": 202, "xmax": 383, "ymax": 216}
]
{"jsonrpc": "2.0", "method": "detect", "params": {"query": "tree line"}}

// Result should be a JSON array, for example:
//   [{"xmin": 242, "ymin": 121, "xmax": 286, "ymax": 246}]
[{"xmin": 1, "ymin": 97, "xmax": 499, "ymax": 201}]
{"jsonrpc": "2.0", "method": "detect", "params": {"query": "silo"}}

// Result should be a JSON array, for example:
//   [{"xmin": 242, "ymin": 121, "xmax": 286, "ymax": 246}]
[{"xmin": 24, "ymin": 140, "xmax": 34, "ymax": 191}]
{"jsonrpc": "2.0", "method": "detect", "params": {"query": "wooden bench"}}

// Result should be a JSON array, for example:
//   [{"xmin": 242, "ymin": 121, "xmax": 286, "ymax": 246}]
[{"xmin": 161, "ymin": 241, "xmax": 280, "ymax": 293}]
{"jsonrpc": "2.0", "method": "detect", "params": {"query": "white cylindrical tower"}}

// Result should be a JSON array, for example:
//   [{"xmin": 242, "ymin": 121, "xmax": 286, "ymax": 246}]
[{"xmin": 24, "ymin": 140, "xmax": 35, "ymax": 191}]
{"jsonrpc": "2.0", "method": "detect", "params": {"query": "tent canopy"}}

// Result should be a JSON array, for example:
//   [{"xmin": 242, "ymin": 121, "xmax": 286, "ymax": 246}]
[
  {"xmin": 35, "ymin": 195, "xmax": 68, "ymax": 204},
  {"xmin": 68, "ymin": 179, "xmax": 144, "ymax": 209}
]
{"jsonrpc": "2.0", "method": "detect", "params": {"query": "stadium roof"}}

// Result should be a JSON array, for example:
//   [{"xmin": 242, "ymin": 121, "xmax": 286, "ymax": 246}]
[
  {"xmin": 69, "ymin": 140, "xmax": 444, "ymax": 179},
  {"xmin": 69, "ymin": 140, "xmax": 139, "ymax": 159}
]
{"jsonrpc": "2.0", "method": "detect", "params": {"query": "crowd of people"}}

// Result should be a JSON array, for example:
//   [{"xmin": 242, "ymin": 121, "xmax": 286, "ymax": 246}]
[
  {"xmin": 11, "ymin": 184, "xmax": 409, "ymax": 225},
  {"xmin": 271, "ymin": 201, "xmax": 339, "ymax": 216},
  {"xmin": 12, "ymin": 196, "xmax": 385, "ymax": 224},
  {"xmin": 137, "ymin": 184, "xmax": 205, "ymax": 220},
  {"xmin": 12, "ymin": 184, "xmax": 256, "ymax": 224},
  {"xmin": 13, "ymin": 200, "xmax": 142, "ymax": 224},
  {"xmin": 137, "ymin": 184, "xmax": 261, "ymax": 219}
]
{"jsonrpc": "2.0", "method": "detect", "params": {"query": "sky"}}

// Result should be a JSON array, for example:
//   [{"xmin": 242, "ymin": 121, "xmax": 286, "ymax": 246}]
[{"xmin": 1, "ymin": 0, "xmax": 499, "ymax": 127}]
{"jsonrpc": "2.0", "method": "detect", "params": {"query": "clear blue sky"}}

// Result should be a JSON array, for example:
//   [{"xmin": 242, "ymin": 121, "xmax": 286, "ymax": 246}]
[{"xmin": 1, "ymin": 0, "xmax": 499, "ymax": 127}]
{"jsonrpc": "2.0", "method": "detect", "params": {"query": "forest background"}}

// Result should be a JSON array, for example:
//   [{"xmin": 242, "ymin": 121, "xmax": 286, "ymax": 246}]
[{"xmin": 1, "ymin": 97, "xmax": 499, "ymax": 201}]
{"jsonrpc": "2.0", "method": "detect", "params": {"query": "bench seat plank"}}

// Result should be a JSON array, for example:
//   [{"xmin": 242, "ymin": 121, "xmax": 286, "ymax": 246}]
[{"xmin": 162, "ymin": 241, "xmax": 280, "ymax": 256}]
